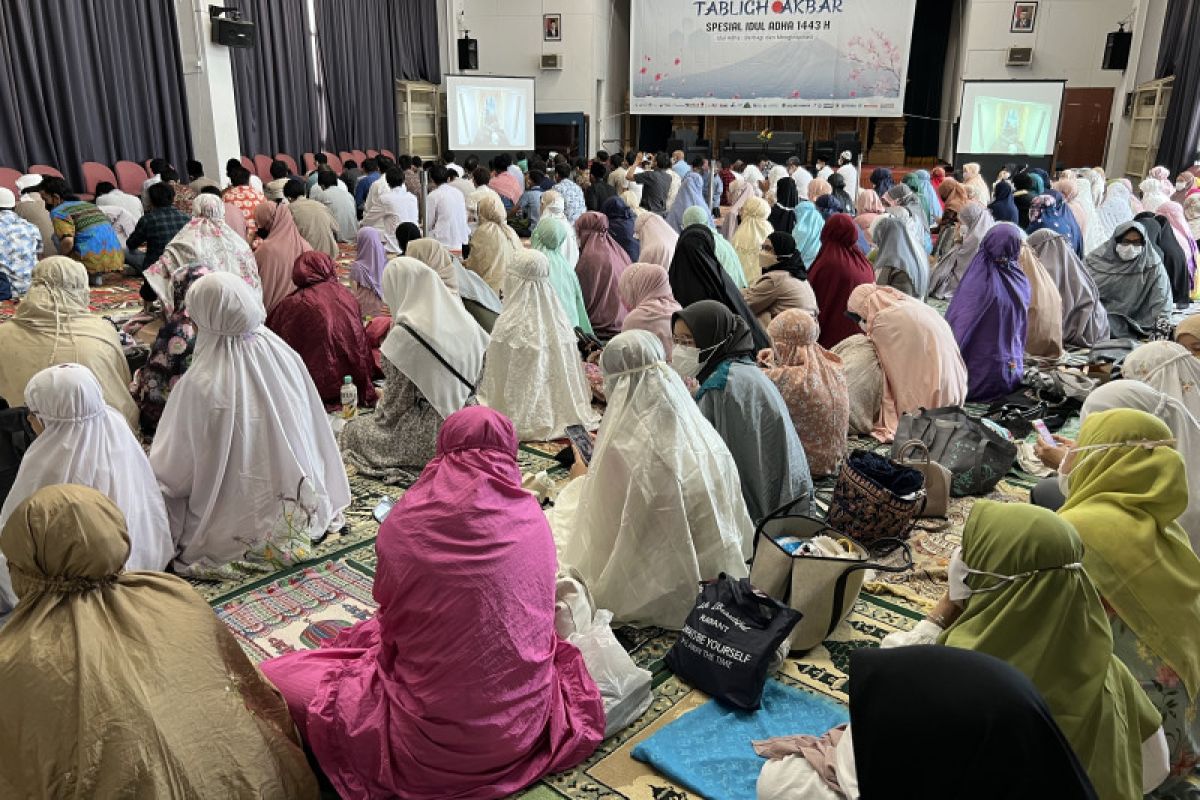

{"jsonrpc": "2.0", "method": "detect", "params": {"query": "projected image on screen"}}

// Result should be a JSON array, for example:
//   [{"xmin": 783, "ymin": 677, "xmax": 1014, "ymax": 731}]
[
  {"xmin": 455, "ymin": 86, "xmax": 528, "ymax": 148},
  {"xmin": 957, "ymin": 81, "xmax": 1064, "ymax": 157},
  {"xmin": 446, "ymin": 75, "xmax": 535, "ymax": 152},
  {"xmin": 970, "ymin": 97, "xmax": 1053, "ymax": 155}
]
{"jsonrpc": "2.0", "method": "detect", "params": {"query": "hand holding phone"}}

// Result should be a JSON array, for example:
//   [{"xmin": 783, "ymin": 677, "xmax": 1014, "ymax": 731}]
[
  {"xmin": 564, "ymin": 424, "xmax": 594, "ymax": 466},
  {"xmin": 1031, "ymin": 419, "xmax": 1055, "ymax": 448}
]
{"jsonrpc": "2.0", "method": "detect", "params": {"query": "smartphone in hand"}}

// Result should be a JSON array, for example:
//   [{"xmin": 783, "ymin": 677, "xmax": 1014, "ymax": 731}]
[
  {"xmin": 1032, "ymin": 419, "xmax": 1055, "ymax": 448},
  {"xmin": 564, "ymin": 424, "xmax": 594, "ymax": 466}
]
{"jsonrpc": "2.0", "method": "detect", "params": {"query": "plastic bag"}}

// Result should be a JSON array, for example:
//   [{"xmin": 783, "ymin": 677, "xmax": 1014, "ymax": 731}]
[
  {"xmin": 555, "ymin": 566, "xmax": 595, "ymax": 639},
  {"xmin": 569, "ymin": 610, "xmax": 653, "ymax": 737}
]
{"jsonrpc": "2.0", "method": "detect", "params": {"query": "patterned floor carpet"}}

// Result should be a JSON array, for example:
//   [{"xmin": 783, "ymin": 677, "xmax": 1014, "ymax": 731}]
[{"xmin": 200, "ymin": 435, "xmax": 948, "ymax": 799}]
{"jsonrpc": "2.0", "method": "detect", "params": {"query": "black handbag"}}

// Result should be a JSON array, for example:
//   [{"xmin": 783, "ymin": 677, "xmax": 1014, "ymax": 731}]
[
  {"xmin": 890, "ymin": 406, "xmax": 1018, "ymax": 496},
  {"xmin": 665, "ymin": 573, "xmax": 802, "ymax": 710}
]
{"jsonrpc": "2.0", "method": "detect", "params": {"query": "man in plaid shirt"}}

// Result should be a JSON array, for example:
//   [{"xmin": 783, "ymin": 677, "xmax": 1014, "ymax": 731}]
[
  {"xmin": 552, "ymin": 162, "xmax": 586, "ymax": 223},
  {"xmin": 126, "ymin": 182, "xmax": 190, "ymax": 305},
  {"xmin": 0, "ymin": 187, "xmax": 41, "ymax": 300}
]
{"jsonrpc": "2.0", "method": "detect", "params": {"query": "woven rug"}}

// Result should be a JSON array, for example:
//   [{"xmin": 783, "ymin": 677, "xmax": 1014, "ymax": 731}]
[{"xmin": 211, "ymin": 544, "xmax": 922, "ymax": 800}]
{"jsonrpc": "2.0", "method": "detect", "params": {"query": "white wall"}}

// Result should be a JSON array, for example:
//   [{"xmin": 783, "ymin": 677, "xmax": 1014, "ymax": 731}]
[
  {"xmin": 437, "ymin": 0, "xmax": 630, "ymax": 154},
  {"xmin": 943, "ymin": 0, "xmax": 1167, "ymax": 174},
  {"xmin": 1106, "ymin": 0, "xmax": 1166, "ymax": 176},
  {"xmin": 175, "ymin": 0, "xmax": 242, "ymax": 177}
]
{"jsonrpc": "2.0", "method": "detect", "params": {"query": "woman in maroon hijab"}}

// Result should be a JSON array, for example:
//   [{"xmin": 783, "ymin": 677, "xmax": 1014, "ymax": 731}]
[
  {"xmin": 807, "ymin": 213, "xmax": 877, "ymax": 348},
  {"xmin": 575, "ymin": 211, "xmax": 631, "ymax": 338},
  {"xmin": 266, "ymin": 252, "xmax": 377, "ymax": 408}
]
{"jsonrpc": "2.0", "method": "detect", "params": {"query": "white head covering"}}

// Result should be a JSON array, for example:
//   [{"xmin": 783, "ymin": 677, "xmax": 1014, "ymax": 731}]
[
  {"xmin": 379, "ymin": 257, "xmax": 489, "ymax": 419},
  {"xmin": 1123, "ymin": 341, "xmax": 1200, "ymax": 420},
  {"xmin": 767, "ymin": 164, "xmax": 788, "ymax": 197},
  {"xmin": 145, "ymin": 193, "xmax": 262, "ymax": 313},
  {"xmin": 148, "ymin": 272, "xmax": 350, "ymax": 576},
  {"xmin": 1096, "ymin": 181, "xmax": 1135, "ymax": 238},
  {"xmin": 540, "ymin": 190, "xmax": 580, "ymax": 268},
  {"xmin": 741, "ymin": 164, "xmax": 766, "ymax": 197},
  {"xmin": 14, "ymin": 174, "xmax": 42, "ymax": 193},
  {"xmin": 0, "ymin": 364, "xmax": 173, "ymax": 612},
  {"xmin": 1140, "ymin": 177, "xmax": 1170, "ymax": 212},
  {"xmin": 1074, "ymin": 177, "xmax": 1109, "ymax": 255},
  {"xmin": 559, "ymin": 330, "xmax": 752, "ymax": 628},
  {"xmin": 1082, "ymin": 379, "xmax": 1200, "ymax": 551},
  {"xmin": 476, "ymin": 250, "xmax": 599, "ymax": 440}
]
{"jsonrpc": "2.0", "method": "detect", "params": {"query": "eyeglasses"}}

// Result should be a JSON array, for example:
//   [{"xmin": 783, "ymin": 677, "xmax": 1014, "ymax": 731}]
[
  {"xmin": 672, "ymin": 335, "xmax": 696, "ymax": 347},
  {"xmin": 760, "ymin": 242, "xmax": 774, "ymax": 252}
]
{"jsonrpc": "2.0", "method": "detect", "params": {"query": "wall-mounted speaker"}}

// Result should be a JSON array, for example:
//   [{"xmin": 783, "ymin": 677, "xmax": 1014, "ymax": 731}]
[
  {"xmin": 1103, "ymin": 28, "xmax": 1132, "ymax": 70},
  {"xmin": 457, "ymin": 36, "xmax": 478, "ymax": 71},
  {"xmin": 209, "ymin": 5, "xmax": 254, "ymax": 48}
]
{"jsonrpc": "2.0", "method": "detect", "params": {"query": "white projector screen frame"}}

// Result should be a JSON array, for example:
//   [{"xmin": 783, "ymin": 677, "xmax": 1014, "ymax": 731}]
[
  {"xmin": 445, "ymin": 74, "xmax": 536, "ymax": 151},
  {"xmin": 956, "ymin": 80, "xmax": 1066, "ymax": 157}
]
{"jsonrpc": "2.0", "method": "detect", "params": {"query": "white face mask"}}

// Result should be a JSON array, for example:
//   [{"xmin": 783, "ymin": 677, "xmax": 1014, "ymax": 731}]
[
  {"xmin": 670, "ymin": 345, "xmax": 703, "ymax": 378},
  {"xmin": 947, "ymin": 546, "xmax": 1083, "ymax": 602},
  {"xmin": 759, "ymin": 252, "xmax": 778, "ymax": 268},
  {"xmin": 1178, "ymin": 180, "xmax": 1190, "ymax": 191},
  {"xmin": 1116, "ymin": 243, "xmax": 1143, "ymax": 261}
]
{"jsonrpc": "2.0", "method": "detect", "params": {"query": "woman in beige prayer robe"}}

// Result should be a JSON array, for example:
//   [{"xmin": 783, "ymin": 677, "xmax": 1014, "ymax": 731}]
[{"xmin": 0, "ymin": 257, "xmax": 137, "ymax": 429}]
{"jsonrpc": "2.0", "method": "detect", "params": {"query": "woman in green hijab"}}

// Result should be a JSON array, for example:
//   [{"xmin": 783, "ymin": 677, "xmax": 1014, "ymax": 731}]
[
  {"xmin": 940, "ymin": 500, "xmax": 1163, "ymax": 800},
  {"xmin": 531, "ymin": 217, "xmax": 592, "ymax": 334},
  {"xmin": 682, "ymin": 205, "xmax": 747, "ymax": 288},
  {"xmin": 1059, "ymin": 408, "xmax": 1200, "ymax": 795}
]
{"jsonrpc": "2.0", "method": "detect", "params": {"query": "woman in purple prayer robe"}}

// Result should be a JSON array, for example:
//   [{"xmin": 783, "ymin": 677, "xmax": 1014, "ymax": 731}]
[{"xmin": 945, "ymin": 224, "xmax": 1032, "ymax": 402}]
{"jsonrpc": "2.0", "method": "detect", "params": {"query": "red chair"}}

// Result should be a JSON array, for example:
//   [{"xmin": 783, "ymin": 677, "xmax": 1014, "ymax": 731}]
[
  {"xmin": 338, "ymin": 150, "xmax": 354, "ymax": 166},
  {"xmin": 28, "ymin": 164, "xmax": 64, "ymax": 178},
  {"xmin": 381, "ymin": 149, "xmax": 396, "ymax": 161},
  {"xmin": 0, "ymin": 167, "xmax": 22, "ymax": 195},
  {"xmin": 81, "ymin": 162, "xmax": 119, "ymax": 197},
  {"xmin": 322, "ymin": 151, "xmax": 343, "ymax": 173},
  {"xmin": 239, "ymin": 156, "xmax": 255, "ymax": 176},
  {"xmin": 365, "ymin": 149, "xmax": 380, "ymax": 159},
  {"xmin": 352, "ymin": 150, "xmax": 368, "ymax": 165},
  {"xmin": 253, "ymin": 154, "xmax": 274, "ymax": 181},
  {"xmin": 275, "ymin": 153, "xmax": 300, "ymax": 176},
  {"xmin": 302, "ymin": 152, "xmax": 316, "ymax": 172},
  {"xmin": 115, "ymin": 160, "xmax": 150, "ymax": 194}
]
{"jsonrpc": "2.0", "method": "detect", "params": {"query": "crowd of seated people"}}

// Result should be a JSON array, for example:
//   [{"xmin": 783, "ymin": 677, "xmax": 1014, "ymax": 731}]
[{"xmin": 1, "ymin": 146, "xmax": 1199, "ymax": 798}]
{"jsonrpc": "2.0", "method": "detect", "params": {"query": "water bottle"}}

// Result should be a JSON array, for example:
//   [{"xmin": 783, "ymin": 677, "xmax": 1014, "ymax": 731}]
[{"xmin": 340, "ymin": 376, "xmax": 358, "ymax": 419}]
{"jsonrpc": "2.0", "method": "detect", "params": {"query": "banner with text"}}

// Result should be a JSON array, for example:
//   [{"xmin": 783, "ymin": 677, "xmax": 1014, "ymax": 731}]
[{"xmin": 630, "ymin": 0, "xmax": 917, "ymax": 116}]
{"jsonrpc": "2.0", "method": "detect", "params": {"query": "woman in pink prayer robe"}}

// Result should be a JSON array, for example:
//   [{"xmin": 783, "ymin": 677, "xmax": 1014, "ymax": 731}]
[{"xmin": 260, "ymin": 406, "xmax": 605, "ymax": 800}]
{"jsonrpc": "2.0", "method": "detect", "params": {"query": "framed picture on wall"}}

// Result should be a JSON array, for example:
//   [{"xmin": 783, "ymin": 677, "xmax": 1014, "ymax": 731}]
[
  {"xmin": 1010, "ymin": 2, "xmax": 1037, "ymax": 33},
  {"xmin": 544, "ymin": 14, "xmax": 561, "ymax": 41}
]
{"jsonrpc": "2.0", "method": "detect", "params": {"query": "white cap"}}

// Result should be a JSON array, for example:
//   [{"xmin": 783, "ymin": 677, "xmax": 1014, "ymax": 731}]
[
  {"xmin": 840, "ymin": 150, "xmax": 853, "ymax": 161},
  {"xmin": 14, "ymin": 173, "xmax": 42, "ymax": 192},
  {"xmin": 0, "ymin": 187, "xmax": 14, "ymax": 209}
]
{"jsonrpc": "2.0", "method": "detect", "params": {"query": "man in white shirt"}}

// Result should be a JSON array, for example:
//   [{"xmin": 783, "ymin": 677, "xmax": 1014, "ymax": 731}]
[
  {"xmin": 94, "ymin": 182, "xmax": 144, "ymax": 223},
  {"xmin": 442, "ymin": 150, "xmax": 464, "ymax": 178},
  {"xmin": 425, "ymin": 165, "xmax": 470, "ymax": 250},
  {"xmin": 836, "ymin": 150, "xmax": 859, "ymax": 194},
  {"xmin": 362, "ymin": 167, "xmax": 419, "ymax": 253},
  {"xmin": 310, "ymin": 169, "xmax": 359, "ymax": 243},
  {"xmin": 815, "ymin": 156, "xmax": 834, "ymax": 181},
  {"xmin": 786, "ymin": 156, "xmax": 814, "ymax": 200}
]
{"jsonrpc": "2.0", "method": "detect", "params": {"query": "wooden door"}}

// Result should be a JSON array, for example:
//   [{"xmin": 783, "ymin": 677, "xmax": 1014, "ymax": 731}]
[{"xmin": 1057, "ymin": 88, "xmax": 1114, "ymax": 168}]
